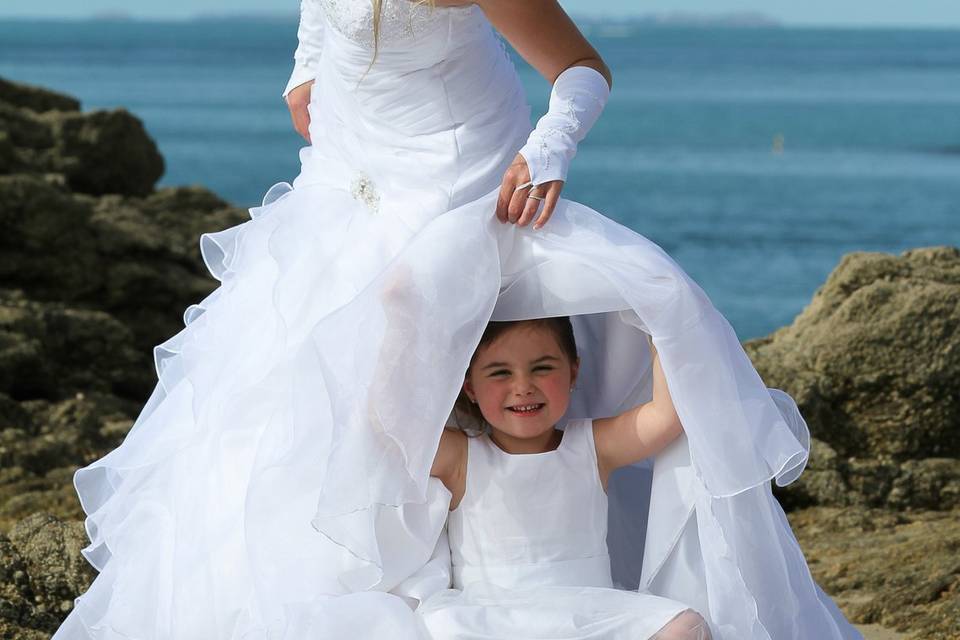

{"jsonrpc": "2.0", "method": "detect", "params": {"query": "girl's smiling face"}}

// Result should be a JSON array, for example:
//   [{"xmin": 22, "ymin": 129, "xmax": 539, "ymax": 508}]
[{"xmin": 463, "ymin": 323, "xmax": 579, "ymax": 451}]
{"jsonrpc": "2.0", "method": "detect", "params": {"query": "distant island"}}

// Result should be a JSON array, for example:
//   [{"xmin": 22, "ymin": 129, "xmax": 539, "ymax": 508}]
[
  {"xmin": 581, "ymin": 11, "xmax": 781, "ymax": 28},
  {"xmin": 73, "ymin": 8, "xmax": 780, "ymax": 29},
  {"xmin": 638, "ymin": 11, "xmax": 779, "ymax": 28},
  {"xmin": 88, "ymin": 10, "xmax": 135, "ymax": 21}
]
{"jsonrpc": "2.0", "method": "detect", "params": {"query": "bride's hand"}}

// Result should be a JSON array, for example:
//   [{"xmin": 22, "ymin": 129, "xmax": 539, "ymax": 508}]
[
  {"xmin": 496, "ymin": 154, "xmax": 563, "ymax": 230},
  {"xmin": 412, "ymin": 0, "xmax": 475, "ymax": 6},
  {"xmin": 285, "ymin": 80, "xmax": 314, "ymax": 144}
]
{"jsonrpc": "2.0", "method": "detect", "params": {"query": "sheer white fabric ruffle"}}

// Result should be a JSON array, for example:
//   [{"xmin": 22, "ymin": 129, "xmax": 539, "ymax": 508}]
[
  {"xmin": 54, "ymin": 2, "xmax": 862, "ymax": 638},
  {"xmin": 55, "ymin": 185, "xmax": 861, "ymax": 639}
]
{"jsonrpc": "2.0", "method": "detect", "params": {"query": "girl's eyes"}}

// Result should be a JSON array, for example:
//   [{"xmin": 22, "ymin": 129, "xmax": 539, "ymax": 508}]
[{"xmin": 488, "ymin": 366, "xmax": 554, "ymax": 378}]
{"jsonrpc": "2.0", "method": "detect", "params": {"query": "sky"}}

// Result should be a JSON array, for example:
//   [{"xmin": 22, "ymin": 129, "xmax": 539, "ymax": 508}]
[{"xmin": 0, "ymin": 0, "xmax": 958, "ymax": 28}]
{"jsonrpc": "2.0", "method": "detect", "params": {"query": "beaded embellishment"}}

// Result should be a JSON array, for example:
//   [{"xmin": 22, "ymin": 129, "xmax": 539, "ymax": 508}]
[
  {"xmin": 350, "ymin": 173, "xmax": 380, "ymax": 213},
  {"xmin": 318, "ymin": 0, "xmax": 446, "ymax": 49}
]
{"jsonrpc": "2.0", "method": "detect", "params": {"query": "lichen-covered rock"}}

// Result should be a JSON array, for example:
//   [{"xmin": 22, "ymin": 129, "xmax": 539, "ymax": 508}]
[
  {"xmin": 0, "ymin": 390, "xmax": 135, "ymax": 533},
  {"xmin": 0, "ymin": 532, "xmax": 34, "ymax": 614},
  {"xmin": 0, "ymin": 468, "xmax": 86, "ymax": 535},
  {"xmin": 86, "ymin": 185, "xmax": 247, "ymax": 354},
  {"xmin": 0, "ymin": 103, "xmax": 56, "ymax": 175},
  {"xmin": 887, "ymin": 459, "xmax": 960, "ymax": 510},
  {"xmin": 0, "ymin": 78, "xmax": 79, "ymax": 114},
  {"xmin": 0, "ymin": 176, "xmax": 102, "ymax": 302},
  {"xmin": 747, "ymin": 246, "xmax": 960, "ymax": 461},
  {"xmin": 775, "ymin": 442, "xmax": 960, "ymax": 511},
  {"xmin": 0, "ymin": 176, "xmax": 247, "ymax": 401},
  {"xmin": 7, "ymin": 514, "xmax": 94, "ymax": 628},
  {"xmin": 0, "ymin": 289, "xmax": 147, "ymax": 401},
  {"xmin": 0, "ymin": 76, "xmax": 162, "ymax": 197},
  {"xmin": 0, "ymin": 526, "xmax": 76, "ymax": 636},
  {"xmin": 0, "ymin": 392, "xmax": 134, "ymax": 474},
  {"xmin": 749, "ymin": 246, "xmax": 960, "ymax": 510},
  {"xmin": 788, "ymin": 506, "xmax": 960, "ymax": 640},
  {"xmin": 50, "ymin": 109, "xmax": 164, "ymax": 197}
]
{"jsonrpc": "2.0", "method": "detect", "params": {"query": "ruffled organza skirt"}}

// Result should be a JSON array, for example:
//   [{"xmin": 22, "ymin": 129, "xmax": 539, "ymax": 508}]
[{"xmin": 53, "ymin": 174, "xmax": 861, "ymax": 639}]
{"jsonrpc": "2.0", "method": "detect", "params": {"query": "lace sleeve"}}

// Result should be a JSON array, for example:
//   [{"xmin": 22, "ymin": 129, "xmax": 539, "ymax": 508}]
[{"xmin": 282, "ymin": 0, "xmax": 326, "ymax": 99}]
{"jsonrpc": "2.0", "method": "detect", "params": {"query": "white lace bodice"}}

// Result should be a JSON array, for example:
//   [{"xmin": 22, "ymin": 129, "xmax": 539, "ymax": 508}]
[{"xmin": 317, "ymin": 0, "xmax": 469, "ymax": 49}]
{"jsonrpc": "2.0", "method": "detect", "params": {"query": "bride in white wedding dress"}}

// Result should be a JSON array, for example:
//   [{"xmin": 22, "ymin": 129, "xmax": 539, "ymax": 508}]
[{"xmin": 53, "ymin": 1, "xmax": 864, "ymax": 639}]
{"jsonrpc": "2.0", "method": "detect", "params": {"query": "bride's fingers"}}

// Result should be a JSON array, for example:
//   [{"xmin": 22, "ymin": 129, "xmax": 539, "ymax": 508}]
[
  {"xmin": 496, "ymin": 153, "xmax": 531, "ymax": 223},
  {"xmin": 496, "ymin": 179, "xmax": 513, "ymax": 223},
  {"xmin": 532, "ymin": 182, "xmax": 562, "ymax": 230},
  {"xmin": 507, "ymin": 184, "xmax": 531, "ymax": 223},
  {"xmin": 516, "ymin": 187, "xmax": 544, "ymax": 227}
]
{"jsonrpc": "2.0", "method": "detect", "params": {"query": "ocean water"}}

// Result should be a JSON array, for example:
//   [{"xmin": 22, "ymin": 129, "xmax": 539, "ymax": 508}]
[{"xmin": 1, "ymin": 18, "xmax": 958, "ymax": 340}]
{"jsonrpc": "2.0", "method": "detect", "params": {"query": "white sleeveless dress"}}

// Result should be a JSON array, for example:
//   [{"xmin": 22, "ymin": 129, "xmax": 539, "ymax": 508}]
[
  {"xmin": 53, "ymin": 2, "xmax": 862, "ymax": 639},
  {"xmin": 418, "ymin": 419, "xmax": 695, "ymax": 639}
]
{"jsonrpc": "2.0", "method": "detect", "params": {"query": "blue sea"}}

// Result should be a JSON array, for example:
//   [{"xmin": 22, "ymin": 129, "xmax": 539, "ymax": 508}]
[{"xmin": 1, "ymin": 18, "xmax": 958, "ymax": 340}]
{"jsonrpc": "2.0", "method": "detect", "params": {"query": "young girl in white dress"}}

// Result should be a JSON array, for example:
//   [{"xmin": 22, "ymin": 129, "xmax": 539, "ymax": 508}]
[{"xmin": 421, "ymin": 316, "xmax": 711, "ymax": 639}]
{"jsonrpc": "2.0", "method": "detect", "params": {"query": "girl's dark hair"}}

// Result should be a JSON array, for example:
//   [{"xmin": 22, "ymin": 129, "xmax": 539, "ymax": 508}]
[{"xmin": 450, "ymin": 316, "xmax": 579, "ymax": 435}]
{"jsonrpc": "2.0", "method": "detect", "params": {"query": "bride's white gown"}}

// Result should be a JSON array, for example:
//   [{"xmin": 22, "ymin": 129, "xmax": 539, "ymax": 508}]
[{"xmin": 54, "ymin": 2, "xmax": 863, "ymax": 639}]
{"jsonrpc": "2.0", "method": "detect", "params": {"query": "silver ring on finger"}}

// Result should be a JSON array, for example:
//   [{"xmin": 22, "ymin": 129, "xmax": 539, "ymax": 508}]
[
  {"xmin": 514, "ymin": 180, "xmax": 534, "ymax": 192},
  {"xmin": 527, "ymin": 194, "xmax": 545, "ymax": 201}
]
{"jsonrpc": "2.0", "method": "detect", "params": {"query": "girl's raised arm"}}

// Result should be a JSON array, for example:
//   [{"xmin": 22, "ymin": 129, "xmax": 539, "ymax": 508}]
[
  {"xmin": 593, "ymin": 339, "xmax": 684, "ymax": 488},
  {"xmin": 431, "ymin": 429, "xmax": 467, "ymax": 508}
]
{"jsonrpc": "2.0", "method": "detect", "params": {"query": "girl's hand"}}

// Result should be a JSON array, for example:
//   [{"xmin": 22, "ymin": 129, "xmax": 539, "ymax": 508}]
[
  {"xmin": 285, "ymin": 80, "xmax": 314, "ymax": 144},
  {"xmin": 496, "ymin": 154, "xmax": 563, "ymax": 230}
]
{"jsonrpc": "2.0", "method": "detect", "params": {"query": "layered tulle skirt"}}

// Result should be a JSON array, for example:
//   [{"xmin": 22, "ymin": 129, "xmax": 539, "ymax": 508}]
[{"xmin": 54, "ymin": 173, "xmax": 860, "ymax": 639}]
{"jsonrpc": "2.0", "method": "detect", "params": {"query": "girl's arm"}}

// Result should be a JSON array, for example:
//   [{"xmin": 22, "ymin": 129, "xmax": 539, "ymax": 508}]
[
  {"xmin": 593, "ymin": 338, "xmax": 684, "ymax": 488},
  {"xmin": 431, "ymin": 429, "xmax": 468, "ymax": 509}
]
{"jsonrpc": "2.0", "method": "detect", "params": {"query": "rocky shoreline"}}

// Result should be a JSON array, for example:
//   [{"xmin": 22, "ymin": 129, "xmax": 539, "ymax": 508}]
[{"xmin": 1, "ymin": 77, "xmax": 957, "ymax": 639}]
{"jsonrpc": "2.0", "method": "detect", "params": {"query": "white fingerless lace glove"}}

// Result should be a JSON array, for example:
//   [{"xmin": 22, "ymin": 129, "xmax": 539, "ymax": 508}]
[
  {"xmin": 282, "ymin": 0, "xmax": 326, "ymax": 100},
  {"xmin": 517, "ymin": 65, "xmax": 611, "ymax": 185}
]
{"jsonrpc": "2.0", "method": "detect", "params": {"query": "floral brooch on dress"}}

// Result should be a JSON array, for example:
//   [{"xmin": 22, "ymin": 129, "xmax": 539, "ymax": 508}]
[{"xmin": 350, "ymin": 173, "xmax": 380, "ymax": 214}]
